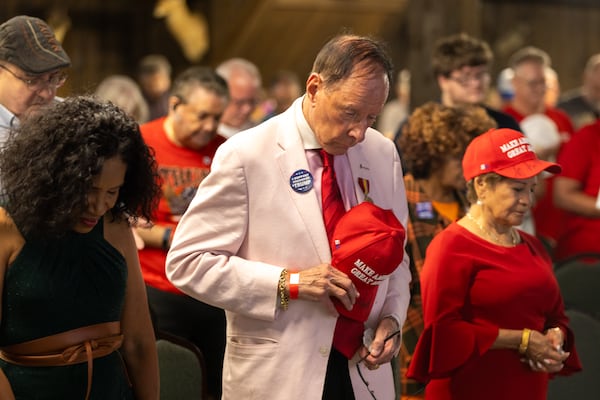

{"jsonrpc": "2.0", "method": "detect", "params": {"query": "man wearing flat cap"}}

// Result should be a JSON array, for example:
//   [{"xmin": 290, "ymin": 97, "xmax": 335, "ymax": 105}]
[{"xmin": 0, "ymin": 15, "xmax": 71, "ymax": 145}]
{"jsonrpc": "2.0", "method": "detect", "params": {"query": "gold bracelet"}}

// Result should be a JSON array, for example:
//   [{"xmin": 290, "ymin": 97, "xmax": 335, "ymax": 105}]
[
  {"xmin": 279, "ymin": 269, "xmax": 289, "ymax": 311},
  {"xmin": 519, "ymin": 328, "xmax": 531, "ymax": 354}
]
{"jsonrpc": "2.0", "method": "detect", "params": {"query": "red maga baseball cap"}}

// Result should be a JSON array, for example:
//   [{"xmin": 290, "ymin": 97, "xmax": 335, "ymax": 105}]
[
  {"xmin": 462, "ymin": 128, "xmax": 561, "ymax": 181},
  {"xmin": 330, "ymin": 201, "xmax": 405, "ymax": 358}
]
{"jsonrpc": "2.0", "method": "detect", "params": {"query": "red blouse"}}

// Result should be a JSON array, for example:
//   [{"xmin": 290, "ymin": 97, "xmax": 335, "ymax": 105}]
[{"xmin": 407, "ymin": 223, "xmax": 581, "ymax": 400}]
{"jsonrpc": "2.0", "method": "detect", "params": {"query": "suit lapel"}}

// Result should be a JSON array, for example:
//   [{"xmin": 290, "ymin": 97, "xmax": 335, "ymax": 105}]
[{"xmin": 275, "ymin": 122, "xmax": 332, "ymax": 262}]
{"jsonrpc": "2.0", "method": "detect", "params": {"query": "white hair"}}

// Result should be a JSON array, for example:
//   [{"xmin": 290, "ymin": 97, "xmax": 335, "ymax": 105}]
[{"xmin": 216, "ymin": 57, "xmax": 262, "ymax": 86}]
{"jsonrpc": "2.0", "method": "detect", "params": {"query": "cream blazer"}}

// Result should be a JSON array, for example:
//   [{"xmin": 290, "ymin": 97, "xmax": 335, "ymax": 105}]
[{"xmin": 166, "ymin": 98, "xmax": 411, "ymax": 400}]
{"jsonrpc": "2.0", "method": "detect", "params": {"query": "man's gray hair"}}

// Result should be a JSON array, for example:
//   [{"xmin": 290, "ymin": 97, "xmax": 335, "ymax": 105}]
[{"xmin": 216, "ymin": 57, "xmax": 262, "ymax": 87}]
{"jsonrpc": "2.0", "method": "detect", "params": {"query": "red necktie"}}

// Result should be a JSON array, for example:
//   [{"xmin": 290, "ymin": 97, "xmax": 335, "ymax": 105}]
[
  {"xmin": 319, "ymin": 149, "xmax": 346, "ymax": 250},
  {"xmin": 320, "ymin": 150, "xmax": 361, "ymax": 359}
]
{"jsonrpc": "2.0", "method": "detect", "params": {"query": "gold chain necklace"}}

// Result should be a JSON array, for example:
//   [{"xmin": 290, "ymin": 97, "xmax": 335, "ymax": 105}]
[{"xmin": 466, "ymin": 212, "xmax": 518, "ymax": 246}]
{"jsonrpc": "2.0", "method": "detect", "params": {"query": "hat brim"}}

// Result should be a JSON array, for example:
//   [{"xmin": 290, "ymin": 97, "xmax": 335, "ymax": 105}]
[{"xmin": 495, "ymin": 158, "xmax": 561, "ymax": 179}]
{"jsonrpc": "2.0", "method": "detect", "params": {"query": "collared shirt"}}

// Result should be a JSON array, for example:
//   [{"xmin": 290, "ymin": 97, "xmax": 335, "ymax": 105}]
[
  {"xmin": 0, "ymin": 97, "xmax": 63, "ymax": 147},
  {"xmin": 0, "ymin": 103, "xmax": 17, "ymax": 148},
  {"xmin": 293, "ymin": 96, "xmax": 357, "ymax": 210},
  {"xmin": 217, "ymin": 123, "xmax": 241, "ymax": 139},
  {"xmin": 218, "ymin": 121, "xmax": 255, "ymax": 139},
  {"xmin": 0, "ymin": 104, "xmax": 17, "ymax": 198}
]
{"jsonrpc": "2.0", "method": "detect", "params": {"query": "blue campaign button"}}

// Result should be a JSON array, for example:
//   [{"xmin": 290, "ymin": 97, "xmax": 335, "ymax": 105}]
[
  {"xmin": 416, "ymin": 201, "xmax": 434, "ymax": 219},
  {"xmin": 290, "ymin": 169, "xmax": 314, "ymax": 193}
]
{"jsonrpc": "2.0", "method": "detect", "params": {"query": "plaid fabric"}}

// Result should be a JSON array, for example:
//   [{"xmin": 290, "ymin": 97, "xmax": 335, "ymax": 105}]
[{"xmin": 399, "ymin": 174, "xmax": 469, "ymax": 396}]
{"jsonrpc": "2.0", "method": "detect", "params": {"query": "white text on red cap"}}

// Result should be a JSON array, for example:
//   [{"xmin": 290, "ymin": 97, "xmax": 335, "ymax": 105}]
[
  {"xmin": 351, "ymin": 259, "xmax": 390, "ymax": 286},
  {"xmin": 499, "ymin": 136, "xmax": 534, "ymax": 159}
]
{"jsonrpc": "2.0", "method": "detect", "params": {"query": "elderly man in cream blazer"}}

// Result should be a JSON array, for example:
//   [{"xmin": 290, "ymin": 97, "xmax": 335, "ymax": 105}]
[{"xmin": 166, "ymin": 34, "xmax": 411, "ymax": 400}]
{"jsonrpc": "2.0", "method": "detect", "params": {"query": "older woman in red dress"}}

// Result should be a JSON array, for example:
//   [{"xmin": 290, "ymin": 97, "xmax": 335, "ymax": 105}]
[{"xmin": 407, "ymin": 128, "xmax": 581, "ymax": 399}]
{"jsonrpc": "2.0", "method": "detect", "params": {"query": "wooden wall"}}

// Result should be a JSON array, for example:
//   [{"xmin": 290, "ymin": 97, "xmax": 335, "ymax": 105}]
[
  {"xmin": 483, "ymin": 1, "xmax": 600, "ymax": 92},
  {"xmin": 406, "ymin": 0, "xmax": 600, "ymax": 106},
  {"xmin": 2, "ymin": 0, "xmax": 600, "ymax": 111},
  {"xmin": 0, "ymin": 0, "xmax": 408, "ymax": 98},
  {"xmin": 209, "ymin": 0, "xmax": 409, "ymax": 88}
]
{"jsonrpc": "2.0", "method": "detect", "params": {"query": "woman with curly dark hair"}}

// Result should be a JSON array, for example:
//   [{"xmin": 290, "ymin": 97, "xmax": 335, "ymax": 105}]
[
  {"xmin": 395, "ymin": 101, "xmax": 496, "ymax": 398},
  {"xmin": 0, "ymin": 96, "xmax": 161, "ymax": 399}
]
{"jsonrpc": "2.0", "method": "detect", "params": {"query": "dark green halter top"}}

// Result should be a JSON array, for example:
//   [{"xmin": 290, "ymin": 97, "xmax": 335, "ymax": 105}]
[{"xmin": 0, "ymin": 218, "xmax": 133, "ymax": 399}]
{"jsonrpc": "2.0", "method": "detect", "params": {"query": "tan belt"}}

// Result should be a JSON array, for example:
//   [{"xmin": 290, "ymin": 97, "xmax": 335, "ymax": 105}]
[{"xmin": 0, "ymin": 321, "xmax": 123, "ymax": 400}]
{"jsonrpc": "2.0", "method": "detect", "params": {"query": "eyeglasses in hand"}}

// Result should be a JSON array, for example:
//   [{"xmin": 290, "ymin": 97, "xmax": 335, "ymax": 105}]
[{"xmin": 356, "ymin": 329, "xmax": 401, "ymax": 400}]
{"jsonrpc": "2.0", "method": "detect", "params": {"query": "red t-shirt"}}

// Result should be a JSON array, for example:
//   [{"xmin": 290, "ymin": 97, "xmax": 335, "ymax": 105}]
[
  {"xmin": 555, "ymin": 120, "xmax": 600, "ymax": 260},
  {"xmin": 139, "ymin": 117, "xmax": 226, "ymax": 293},
  {"xmin": 502, "ymin": 106, "xmax": 575, "ymax": 242}
]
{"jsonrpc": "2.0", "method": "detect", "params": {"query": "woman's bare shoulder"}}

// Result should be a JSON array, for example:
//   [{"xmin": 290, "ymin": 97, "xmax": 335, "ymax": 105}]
[
  {"xmin": 103, "ymin": 213, "xmax": 133, "ymax": 254},
  {"xmin": 0, "ymin": 207, "xmax": 25, "ymax": 265},
  {"xmin": 0, "ymin": 207, "xmax": 17, "ymax": 232}
]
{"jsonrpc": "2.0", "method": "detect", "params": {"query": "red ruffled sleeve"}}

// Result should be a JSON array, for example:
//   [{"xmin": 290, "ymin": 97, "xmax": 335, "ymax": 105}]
[
  {"xmin": 408, "ymin": 225, "xmax": 583, "ymax": 383},
  {"xmin": 407, "ymin": 320, "xmax": 498, "ymax": 382},
  {"xmin": 406, "ymin": 227, "xmax": 500, "ymax": 382}
]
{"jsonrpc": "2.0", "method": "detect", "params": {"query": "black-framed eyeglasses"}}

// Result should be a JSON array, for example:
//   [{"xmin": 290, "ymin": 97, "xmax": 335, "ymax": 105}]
[
  {"xmin": 447, "ymin": 71, "xmax": 490, "ymax": 87},
  {"xmin": 0, "ymin": 64, "xmax": 67, "ymax": 91}
]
